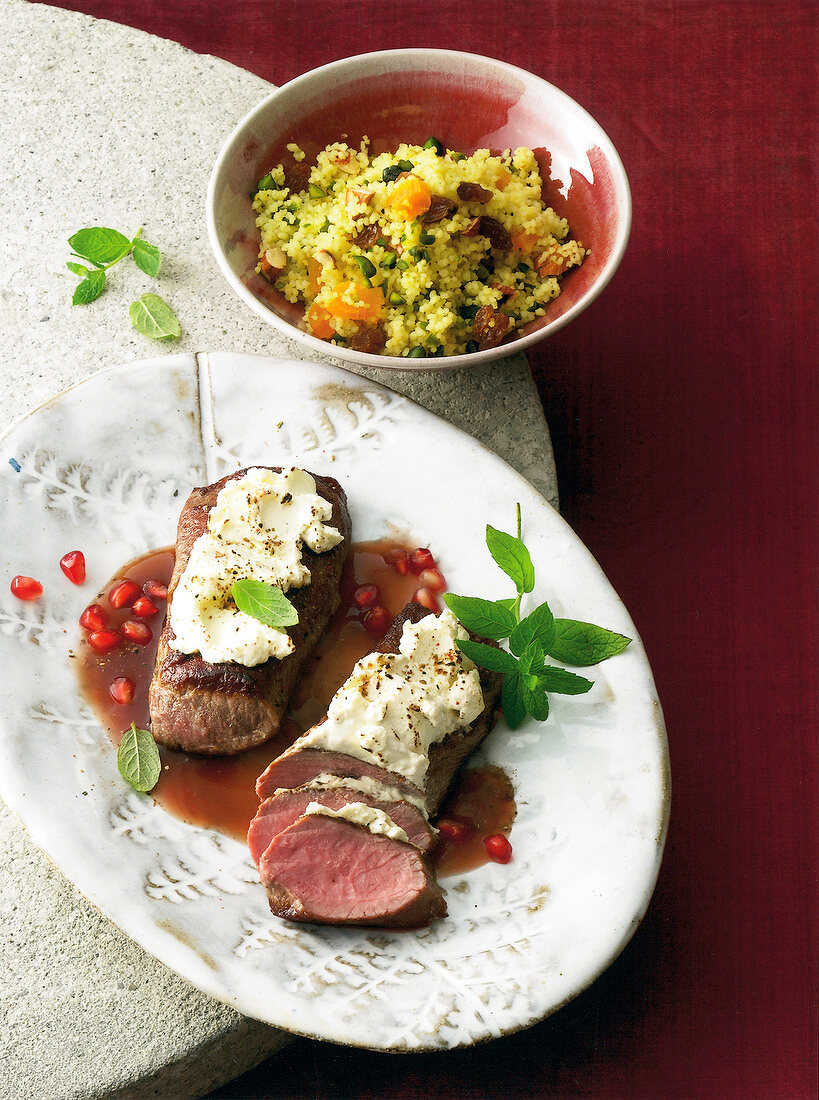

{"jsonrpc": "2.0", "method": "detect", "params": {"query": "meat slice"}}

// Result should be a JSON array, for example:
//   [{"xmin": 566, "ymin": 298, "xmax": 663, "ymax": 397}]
[
  {"xmin": 259, "ymin": 814, "xmax": 447, "ymax": 929},
  {"xmin": 256, "ymin": 603, "xmax": 504, "ymax": 814},
  {"xmin": 149, "ymin": 467, "xmax": 350, "ymax": 755},
  {"xmin": 248, "ymin": 785, "xmax": 434, "ymax": 866},
  {"xmin": 256, "ymin": 748, "xmax": 423, "ymax": 805}
]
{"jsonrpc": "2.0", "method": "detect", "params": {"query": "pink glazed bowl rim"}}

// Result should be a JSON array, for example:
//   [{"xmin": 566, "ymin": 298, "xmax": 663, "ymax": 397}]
[{"xmin": 206, "ymin": 49, "xmax": 632, "ymax": 371}]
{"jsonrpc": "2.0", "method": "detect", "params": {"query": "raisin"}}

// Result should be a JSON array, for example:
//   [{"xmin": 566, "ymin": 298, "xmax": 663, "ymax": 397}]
[
  {"xmin": 352, "ymin": 224, "xmax": 380, "ymax": 249},
  {"xmin": 473, "ymin": 305, "xmax": 511, "ymax": 350},
  {"xmin": 421, "ymin": 194, "xmax": 456, "ymax": 224},
  {"xmin": 349, "ymin": 325, "xmax": 388, "ymax": 354},
  {"xmin": 480, "ymin": 216, "xmax": 513, "ymax": 251},
  {"xmin": 460, "ymin": 216, "xmax": 482, "ymax": 237},
  {"xmin": 457, "ymin": 182, "xmax": 493, "ymax": 203},
  {"xmin": 283, "ymin": 162, "xmax": 311, "ymax": 194}
]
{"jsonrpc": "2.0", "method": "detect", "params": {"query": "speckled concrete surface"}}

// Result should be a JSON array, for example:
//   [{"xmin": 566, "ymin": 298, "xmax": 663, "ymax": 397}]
[{"xmin": 0, "ymin": 2, "xmax": 557, "ymax": 1097}]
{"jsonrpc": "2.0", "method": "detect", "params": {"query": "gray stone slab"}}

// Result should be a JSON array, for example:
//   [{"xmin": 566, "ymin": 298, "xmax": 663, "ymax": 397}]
[{"xmin": 0, "ymin": 2, "xmax": 558, "ymax": 1097}]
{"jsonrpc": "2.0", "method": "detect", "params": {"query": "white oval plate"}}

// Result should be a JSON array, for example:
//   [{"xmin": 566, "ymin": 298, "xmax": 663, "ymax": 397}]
[{"xmin": 0, "ymin": 352, "xmax": 669, "ymax": 1051}]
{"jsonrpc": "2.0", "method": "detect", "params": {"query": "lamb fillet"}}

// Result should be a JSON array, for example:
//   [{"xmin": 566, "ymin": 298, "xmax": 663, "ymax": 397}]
[
  {"xmin": 253, "ymin": 602, "xmax": 504, "ymax": 929},
  {"xmin": 256, "ymin": 603, "xmax": 504, "ymax": 814},
  {"xmin": 258, "ymin": 814, "xmax": 447, "ymax": 929},
  {"xmin": 248, "ymin": 785, "xmax": 434, "ymax": 866},
  {"xmin": 149, "ymin": 467, "xmax": 350, "ymax": 755}
]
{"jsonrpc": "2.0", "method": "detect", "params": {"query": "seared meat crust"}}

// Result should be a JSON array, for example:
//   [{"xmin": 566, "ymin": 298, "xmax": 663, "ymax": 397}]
[{"xmin": 149, "ymin": 467, "xmax": 350, "ymax": 755}]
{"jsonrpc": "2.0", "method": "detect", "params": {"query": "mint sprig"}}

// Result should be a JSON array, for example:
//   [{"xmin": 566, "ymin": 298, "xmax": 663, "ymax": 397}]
[
  {"xmin": 66, "ymin": 226, "xmax": 180, "ymax": 340},
  {"xmin": 444, "ymin": 504, "xmax": 631, "ymax": 727},
  {"xmin": 231, "ymin": 579, "xmax": 299, "ymax": 629}
]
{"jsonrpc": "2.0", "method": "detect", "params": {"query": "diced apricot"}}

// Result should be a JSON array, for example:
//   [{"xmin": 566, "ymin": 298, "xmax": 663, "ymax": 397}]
[
  {"xmin": 536, "ymin": 249, "xmax": 572, "ymax": 278},
  {"xmin": 511, "ymin": 230, "xmax": 538, "ymax": 253},
  {"xmin": 323, "ymin": 281, "xmax": 384, "ymax": 322},
  {"xmin": 306, "ymin": 256, "xmax": 323, "ymax": 296},
  {"xmin": 388, "ymin": 174, "xmax": 432, "ymax": 220},
  {"xmin": 306, "ymin": 303, "xmax": 335, "ymax": 339},
  {"xmin": 495, "ymin": 166, "xmax": 512, "ymax": 191}
]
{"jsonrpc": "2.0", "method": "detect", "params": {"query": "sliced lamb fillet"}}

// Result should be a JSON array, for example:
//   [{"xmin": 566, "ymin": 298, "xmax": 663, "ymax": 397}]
[
  {"xmin": 256, "ymin": 602, "xmax": 504, "ymax": 815},
  {"xmin": 256, "ymin": 748, "xmax": 423, "ymax": 805},
  {"xmin": 259, "ymin": 813, "xmax": 447, "ymax": 929},
  {"xmin": 248, "ymin": 785, "xmax": 434, "ymax": 867},
  {"xmin": 149, "ymin": 467, "xmax": 350, "ymax": 755}
]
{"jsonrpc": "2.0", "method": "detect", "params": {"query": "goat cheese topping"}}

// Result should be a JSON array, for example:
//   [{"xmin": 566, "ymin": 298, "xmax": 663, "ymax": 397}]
[
  {"xmin": 303, "ymin": 801, "xmax": 410, "ymax": 844},
  {"xmin": 280, "ymin": 772, "xmax": 428, "ymax": 816},
  {"xmin": 170, "ymin": 467, "xmax": 342, "ymax": 666},
  {"xmin": 297, "ymin": 609, "xmax": 484, "ymax": 788}
]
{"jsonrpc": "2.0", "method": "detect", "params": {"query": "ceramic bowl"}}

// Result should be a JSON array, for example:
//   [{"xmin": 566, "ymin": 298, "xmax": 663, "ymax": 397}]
[{"xmin": 207, "ymin": 50, "xmax": 632, "ymax": 371}]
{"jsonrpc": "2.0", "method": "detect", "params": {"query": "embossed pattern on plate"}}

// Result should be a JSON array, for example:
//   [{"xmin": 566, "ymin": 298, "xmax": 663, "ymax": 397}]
[{"xmin": 0, "ymin": 352, "xmax": 669, "ymax": 1050}]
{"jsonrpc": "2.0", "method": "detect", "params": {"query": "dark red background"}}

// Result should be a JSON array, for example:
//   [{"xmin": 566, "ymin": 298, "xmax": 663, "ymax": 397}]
[{"xmin": 37, "ymin": 2, "xmax": 817, "ymax": 1097}]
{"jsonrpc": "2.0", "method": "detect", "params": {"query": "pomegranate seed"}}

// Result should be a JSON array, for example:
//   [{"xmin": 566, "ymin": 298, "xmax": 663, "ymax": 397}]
[
  {"xmin": 413, "ymin": 586, "xmax": 441, "ymax": 612},
  {"xmin": 384, "ymin": 548, "xmax": 410, "ymax": 575},
  {"xmin": 144, "ymin": 579, "xmax": 168, "ymax": 600},
  {"xmin": 108, "ymin": 579, "xmax": 141, "ymax": 609},
  {"xmin": 121, "ymin": 619, "xmax": 152, "ymax": 645},
  {"xmin": 88, "ymin": 629, "xmax": 122, "ymax": 654},
  {"xmin": 409, "ymin": 547, "xmax": 436, "ymax": 575},
  {"xmin": 484, "ymin": 833, "xmax": 513, "ymax": 864},
  {"xmin": 419, "ymin": 567, "xmax": 446, "ymax": 592},
  {"xmin": 10, "ymin": 575, "xmax": 43, "ymax": 601},
  {"xmin": 437, "ymin": 819, "xmax": 471, "ymax": 843},
  {"xmin": 59, "ymin": 550, "xmax": 86, "ymax": 585},
  {"xmin": 80, "ymin": 603, "xmax": 107, "ymax": 632},
  {"xmin": 132, "ymin": 595, "xmax": 159, "ymax": 619},
  {"xmin": 363, "ymin": 605, "xmax": 391, "ymax": 638},
  {"xmin": 109, "ymin": 677, "xmax": 135, "ymax": 705},
  {"xmin": 353, "ymin": 584, "xmax": 379, "ymax": 609}
]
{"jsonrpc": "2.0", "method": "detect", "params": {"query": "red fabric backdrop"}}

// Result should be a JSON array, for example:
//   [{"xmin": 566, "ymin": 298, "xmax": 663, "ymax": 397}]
[{"xmin": 36, "ymin": 2, "xmax": 817, "ymax": 1097}]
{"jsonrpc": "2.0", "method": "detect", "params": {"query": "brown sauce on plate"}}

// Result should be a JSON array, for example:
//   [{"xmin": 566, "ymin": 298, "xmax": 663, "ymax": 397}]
[
  {"xmin": 76, "ymin": 540, "xmax": 515, "ymax": 872},
  {"xmin": 433, "ymin": 765, "xmax": 516, "ymax": 878}
]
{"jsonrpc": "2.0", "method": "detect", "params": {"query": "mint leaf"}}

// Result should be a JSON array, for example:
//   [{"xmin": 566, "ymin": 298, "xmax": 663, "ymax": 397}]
[
  {"xmin": 550, "ymin": 619, "xmax": 631, "ymax": 665},
  {"xmin": 443, "ymin": 593, "xmax": 517, "ymax": 640},
  {"xmin": 72, "ymin": 269, "xmax": 106, "ymax": 305},
  {"xmin": 132, "ymin": 237, "xmax": 162, "ymax": 277},
  {"xmin": 232, "ymin": 578, "xmax": 298, "ymax": 628},
  {"xmin": 66, "ymin": 261, "xmax": 89, "ymax": 276},
  {"xmin": 510, "ymin": 600, "xmax": 555, "ymax": 656},
  {"xmin": 501, "ymin": 671, "xmax": 526, "ymax": 728},
  {"xmin": 117, "ymin": 723, "xmax": 161, "ymax": 792},
  {"xmin": 536, "ymin": 664, "xmax": 594, "ymax": 695},
  {"xmin": 456, "ymin": 638, "xmax": 518, "ymax": 674},
  {"xmin": 128, "ymin": 293, "xmax": 181, "ymax": 339},
  {"xmin": 68, "ymin": 227, "xmax": 132, "ymax": 267},
  {"xmin": 486, "ymin": 524, "xmax": 534, "ymax": 594},
  {"xmin": 521, "ymin": 674, "xmax": 550, "ymax": 721},
  {"xmin": 518, "ymin": 640, "xmax": 545, "ymax": 676}
]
